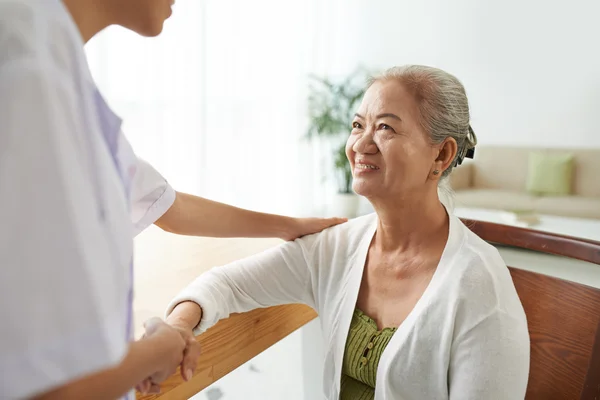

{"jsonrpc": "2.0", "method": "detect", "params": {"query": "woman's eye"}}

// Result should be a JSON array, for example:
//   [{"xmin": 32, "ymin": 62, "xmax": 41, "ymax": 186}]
[
  {"xmin": 378, "ymin": 123, "xmax": 392, "ymax": 131},
  {"xmin": 352, "ymin": 122, "xmax": 362, "ymax": 129}
]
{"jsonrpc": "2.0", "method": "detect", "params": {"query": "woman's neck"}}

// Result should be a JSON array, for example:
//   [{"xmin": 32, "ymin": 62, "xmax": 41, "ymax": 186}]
[
  {"xmin": 62, "ymin": 0, "xmax": 112, "ymax": 43},
  {"xmin": 371, "ymin": 191, "xmax": 449, "ymax": 253}
]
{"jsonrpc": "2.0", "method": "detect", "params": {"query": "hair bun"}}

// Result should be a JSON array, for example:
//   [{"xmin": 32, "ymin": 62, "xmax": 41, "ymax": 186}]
[{"xmin": 455, "ymin": 125, "xmax": 476, "ymax": 166}]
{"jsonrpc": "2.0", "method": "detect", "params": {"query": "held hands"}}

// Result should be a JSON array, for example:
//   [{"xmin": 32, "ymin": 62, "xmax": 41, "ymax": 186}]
[
  {"xmin": 136, "ymin": 317, "xmax": 201, "ymax": 395},
  {"xmin": 281, "ymin": 217, "xmax": 347, "ymax": 241}
]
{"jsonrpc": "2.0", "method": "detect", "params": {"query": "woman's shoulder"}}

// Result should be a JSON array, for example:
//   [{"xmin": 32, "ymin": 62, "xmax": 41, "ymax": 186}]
[
  {"xmin": 294, "ymin": 213, "xmax": 376, "ymax": 267},
  {"xmin": 448, "ymin": 219, "xmax": 526, "ymax": 318},
  {"xmin": 316, "ymin": 213, "xmax": 377, "ymax": 245}
]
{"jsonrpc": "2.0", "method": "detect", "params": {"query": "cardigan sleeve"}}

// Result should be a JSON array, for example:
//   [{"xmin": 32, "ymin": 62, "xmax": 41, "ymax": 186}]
[
  {"xmin": 448, "ymin": 309, "xmax": 530, "ymax": 399},
  {"xmin": 165, "ymin": 233, "xmax": 320, "ymax": 335}
]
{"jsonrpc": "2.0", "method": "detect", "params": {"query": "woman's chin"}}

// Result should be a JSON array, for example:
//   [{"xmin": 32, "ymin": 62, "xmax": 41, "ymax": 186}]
[{"xmin": 352, "ymin": 181, "xmax": 376, "ymax": 198}]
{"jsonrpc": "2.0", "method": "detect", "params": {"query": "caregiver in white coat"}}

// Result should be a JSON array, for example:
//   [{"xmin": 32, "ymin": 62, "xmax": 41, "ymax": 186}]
[
  {"xmin": 0, "ymin": 1, "xmax": 344, "ymax": 399},
  {"xmin": 165, "ymin": 65, "xmax": 531, "ymax": 400}
]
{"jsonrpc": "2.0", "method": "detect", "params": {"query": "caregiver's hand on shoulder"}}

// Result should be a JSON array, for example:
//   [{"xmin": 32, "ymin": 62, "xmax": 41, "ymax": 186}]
[{"xmin": 282, "ymin": 217, "xmax": 347, "ymax": 241}]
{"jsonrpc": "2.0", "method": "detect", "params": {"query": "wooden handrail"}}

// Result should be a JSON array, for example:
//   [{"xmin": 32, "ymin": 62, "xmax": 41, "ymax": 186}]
[
  {"xmin": 460, "ymin": 218, "xmax": 600, "ymax": 265},
  {"xmin": 137, "ymin": 304, "xmax": 317, "ymax": 400}
]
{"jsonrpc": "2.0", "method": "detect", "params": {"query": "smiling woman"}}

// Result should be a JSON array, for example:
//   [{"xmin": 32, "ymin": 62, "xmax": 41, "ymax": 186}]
[{"xmin": 164, "ymin": 65, "xmax": 527, "ymax": 400}]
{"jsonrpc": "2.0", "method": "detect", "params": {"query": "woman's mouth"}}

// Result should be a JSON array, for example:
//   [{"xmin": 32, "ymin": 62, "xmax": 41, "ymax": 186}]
[{"xmin": 355, "ymin": 162, "xmax": 380, "ymax": 173}]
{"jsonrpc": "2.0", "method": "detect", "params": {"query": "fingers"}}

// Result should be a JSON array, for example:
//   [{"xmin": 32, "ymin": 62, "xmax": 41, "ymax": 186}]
[
  {"xmin": 136, "ymin": 378, "xmax": 161, "ymax": 395},
  {"xmin": 136, "ymin": 379, "xmax": 151, "ymax": 394},
  {"xmin": 321, "ymin": 217, "xmax": 347, "ymax": 229},
  {"xmin": 181, "ymin": 340, "xmax": 202, "ymax": 381},
  {"xmin": 143, "ymin": 317, "xmax": 164, "ymax": 335},
  {"xmin": 331, "ymin": 217, "xmax": 348, "ymax": 224},
  {"xmin": 148, "ymin": 383, "xmax": 161, "ymax": 394}
]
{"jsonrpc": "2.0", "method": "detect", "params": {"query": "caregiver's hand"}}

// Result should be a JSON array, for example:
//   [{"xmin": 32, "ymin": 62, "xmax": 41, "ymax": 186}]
[
  {"xmin": 167, "ymin": 301, "xmax": 203, "ymax": 381},
  {"xmin": 281, "ymin": 216, "xmax": 347, "ymax": 241},
  {"xmin": 137, "ymin": 312, "xmax": 202, "ymax": 395},
  {"xmin": 136, "ymin": 317, "xmax": 187, "ymax": 394}
]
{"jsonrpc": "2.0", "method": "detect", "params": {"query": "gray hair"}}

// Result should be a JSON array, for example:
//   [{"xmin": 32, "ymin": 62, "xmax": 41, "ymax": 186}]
[{"xmin": 368, "ymin": 65, "xmax": 477, "ymax": 179}]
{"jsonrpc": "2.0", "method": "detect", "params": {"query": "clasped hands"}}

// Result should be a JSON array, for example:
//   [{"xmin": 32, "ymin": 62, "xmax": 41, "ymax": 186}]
[{"xmin": 135, "ymin": 317, "xmax": 201, "ymax": 395}]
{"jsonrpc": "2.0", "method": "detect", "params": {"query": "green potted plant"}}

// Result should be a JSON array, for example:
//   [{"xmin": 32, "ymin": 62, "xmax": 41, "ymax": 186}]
[{"xmin": 306, "ymin": 70, "xmax": 366, "ymax": 217}]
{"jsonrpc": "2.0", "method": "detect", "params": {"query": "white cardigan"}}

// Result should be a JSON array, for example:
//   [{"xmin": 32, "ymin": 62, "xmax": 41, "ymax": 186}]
[{"xmin": 166, "ymin": 212, "xmax": 530, "ymax": 399}]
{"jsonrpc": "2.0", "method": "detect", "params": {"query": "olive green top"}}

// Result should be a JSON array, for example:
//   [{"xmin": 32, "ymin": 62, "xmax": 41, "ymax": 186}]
[{"xmin": 340, "ymin": 309, "xmax": 397, "ymax": 400}]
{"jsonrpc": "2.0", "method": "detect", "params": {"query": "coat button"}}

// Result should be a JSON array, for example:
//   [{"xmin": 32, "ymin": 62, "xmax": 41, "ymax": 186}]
[
  {"xmin": 367, "ymin": 342, "xmax": 374, "ymax": 350},
  {"xmin": 361, "ymin": 357, "xmax": 368, "ymax": 366}
]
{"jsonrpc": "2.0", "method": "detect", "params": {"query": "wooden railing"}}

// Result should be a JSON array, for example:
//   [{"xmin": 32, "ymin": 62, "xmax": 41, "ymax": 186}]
[{"xmin": 137, "ymin": 304, "xmax": 316, "ymax": 400}]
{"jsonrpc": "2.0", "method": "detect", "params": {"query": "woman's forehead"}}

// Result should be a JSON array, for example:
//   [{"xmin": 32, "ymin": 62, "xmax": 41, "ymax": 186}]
[{"xmin": 358, "ymin": 80, "xmax": 417, "ymax": 118}]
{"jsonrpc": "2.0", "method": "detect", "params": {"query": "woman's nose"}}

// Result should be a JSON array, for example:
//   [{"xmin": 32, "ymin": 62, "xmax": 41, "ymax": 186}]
[{"xmin": 353, "ymin": 130, "xmax": 378, "ymax": 154}]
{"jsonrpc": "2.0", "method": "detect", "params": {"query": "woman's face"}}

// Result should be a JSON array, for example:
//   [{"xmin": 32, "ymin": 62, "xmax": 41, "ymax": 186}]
[
  {"xmin": 346, "ymin": 79, "xmax": 448, "ymax": 201},
  {"xmin": 108, "ymin": 0, "xmax": 175, "ymax": 37}
]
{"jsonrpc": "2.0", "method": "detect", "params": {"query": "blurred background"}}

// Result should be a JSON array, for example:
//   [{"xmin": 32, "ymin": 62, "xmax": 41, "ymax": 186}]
[{"xmin": 86, "ymin": 0, "xmax": 600, "ymax": 398}]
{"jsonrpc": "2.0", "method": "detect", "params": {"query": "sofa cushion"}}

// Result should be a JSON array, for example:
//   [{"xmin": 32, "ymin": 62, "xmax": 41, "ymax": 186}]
[
  {"xmin": 526, "ymin": 152, "xmax": 574, "ymax": 196},
  {"xmin": 471, "ymin": 146, "xmax": 600, "ymax": 198},
  {"xmin": 454, "ymin": 189, "xmax": 536, "ymax": 211},
  {"xmin": 448, "ymin": 162, "xmax": 473, "ymax": 191},
  {"xmin": 572, "ymin": 150, "xmax": 600, "ymax": 198},
  {"xmin": 534, "ymin": 196, "xmax": 600, "ymax": 219},
  {"xmin": 472, "ymin": 147, "xmax": 529, "ymax": 191}
]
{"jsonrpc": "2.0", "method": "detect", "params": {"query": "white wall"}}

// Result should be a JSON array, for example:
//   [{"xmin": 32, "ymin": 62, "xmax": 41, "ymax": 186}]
[{"xmin": 320, "ymin": 0, "xmax": 600, "ymax": 148}]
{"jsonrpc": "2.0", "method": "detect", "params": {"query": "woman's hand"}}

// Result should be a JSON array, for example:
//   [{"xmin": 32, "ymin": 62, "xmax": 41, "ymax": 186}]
[
  {"xmin": 170, "ymin": 322, "xmax": 202, "ymax": 381},
  {"xmin": 281, "ymin": 217, "xmax": 347, "ymax": 241}
]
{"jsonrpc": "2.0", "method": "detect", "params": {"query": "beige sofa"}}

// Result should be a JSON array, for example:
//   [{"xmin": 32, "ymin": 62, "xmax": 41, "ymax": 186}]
[{"xmin": 449, "ymin": 146, "xmax": 600, "ymax": 219}]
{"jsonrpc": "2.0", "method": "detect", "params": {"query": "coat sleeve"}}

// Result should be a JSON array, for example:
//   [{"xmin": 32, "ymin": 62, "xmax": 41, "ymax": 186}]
[
  {"xmin": 129, "ymin": 155, "xmax": 176, "ymax": 236},
  {"xmin": 165, "ymin": 233, "xmax": 321, "ymax": 335}
]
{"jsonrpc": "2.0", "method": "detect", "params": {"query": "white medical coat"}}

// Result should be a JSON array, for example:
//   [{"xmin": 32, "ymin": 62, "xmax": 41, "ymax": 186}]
[{"xmin": 0, "ymin": 1, "xmax": 176, "ymax": 398}]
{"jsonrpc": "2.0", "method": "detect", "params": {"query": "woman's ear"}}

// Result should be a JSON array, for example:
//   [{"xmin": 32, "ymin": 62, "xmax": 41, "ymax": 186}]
[{"xmin": 436, "ymin": 137, "xmax": 458, "ymax": 172}]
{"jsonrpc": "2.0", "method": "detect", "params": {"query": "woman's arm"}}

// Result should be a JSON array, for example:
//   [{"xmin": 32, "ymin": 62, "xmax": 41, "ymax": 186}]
[
  {"xmin": 165, "ymin": 232, "xmax": 322, "ymax": 335},
  {"xmin": 448, "ymin": 311, "xmax": 530, "ymax": 399},
  {"xmin": 166, "ymin": 301, "xmax": 203, "ymax": 333},
  {"xmin": 154, "ymin": 191, "xmax": 345, "ymax": 240},
  {"xmin": 31, "ymin": 319, "xmax": 186, "ymax": 400}
]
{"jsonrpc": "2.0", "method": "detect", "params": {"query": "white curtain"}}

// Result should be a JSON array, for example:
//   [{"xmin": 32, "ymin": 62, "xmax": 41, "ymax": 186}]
[
  {"xmin": 85, "ymin": 1, "xmax": 205, "ymax": 195},
  {"xmin": 85, "ymin": 0, "xmax": 359, "ymax": 216}
]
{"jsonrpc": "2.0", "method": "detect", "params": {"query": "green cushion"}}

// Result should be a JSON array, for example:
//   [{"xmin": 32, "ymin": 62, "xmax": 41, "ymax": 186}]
[{"xmin": 526, "ymin": 152, "xmax": 574, "ymax": 196}]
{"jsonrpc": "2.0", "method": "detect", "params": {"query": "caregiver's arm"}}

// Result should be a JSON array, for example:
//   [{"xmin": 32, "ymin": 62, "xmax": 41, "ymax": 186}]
[
  {"xmin": 448, "ymin": 311, "xmax": 530, "ymax": 399},
  {"xmin": 32, "ymin": 320, "xmax": 185, "ymax": 400},
  {"xmin": 154, "ymin": 191, "xmax": 345, "ymax": 241},
  {"xmin": 165, "ymin": 232, "xmax": 321, "ymax": 335}
]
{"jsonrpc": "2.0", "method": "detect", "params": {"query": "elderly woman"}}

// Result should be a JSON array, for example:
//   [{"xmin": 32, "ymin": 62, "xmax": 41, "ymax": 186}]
[{"xmin": 165, "ymin": 65, "xmax": 530, "ymax": 400}]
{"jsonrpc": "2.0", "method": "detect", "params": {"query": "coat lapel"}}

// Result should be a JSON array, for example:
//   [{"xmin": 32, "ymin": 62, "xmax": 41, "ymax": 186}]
[{"xmin": 330, "ymin": 218, "xmax": 378, "ymax": 396}]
